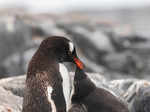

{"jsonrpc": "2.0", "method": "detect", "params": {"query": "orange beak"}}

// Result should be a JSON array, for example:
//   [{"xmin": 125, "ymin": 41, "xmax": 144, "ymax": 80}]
[{"xmin": 74, "ymin": 57, "xmax": 84, "ymax": 69}]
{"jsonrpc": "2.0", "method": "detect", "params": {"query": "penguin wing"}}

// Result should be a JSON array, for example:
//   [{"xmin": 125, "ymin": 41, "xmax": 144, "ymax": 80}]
[
  {"xmin": 23, "ymin": 72, "xmax": 53, "ymax": 112},
  {"xmin": 37, "ymin": 71, "xmax": 67, "ymax": 112}
]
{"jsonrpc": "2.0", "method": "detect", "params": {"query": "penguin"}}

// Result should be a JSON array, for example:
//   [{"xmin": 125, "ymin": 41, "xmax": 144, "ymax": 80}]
[
  {"xmin": 22, "ymin": 36, "xmax": 83, "ymax": 112},
  {"xmin": 71, "ymin": 66, "xmax": 129, "ymax": 112}
]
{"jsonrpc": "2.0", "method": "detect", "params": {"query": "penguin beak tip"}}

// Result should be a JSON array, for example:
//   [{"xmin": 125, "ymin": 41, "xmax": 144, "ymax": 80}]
[{"xmin": 73, "ymin": 57, "xmax": 84, "ymax": 69}]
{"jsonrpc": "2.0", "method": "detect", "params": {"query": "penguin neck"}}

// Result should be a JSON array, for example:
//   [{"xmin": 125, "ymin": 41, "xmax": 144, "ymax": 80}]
[
  {"xmin": 74, "ymin": 68, "xmax": 87, "ymax": 81},
  {"xmin": 72, "ymin": 68, "xmax": 96, "ymax": 100}
]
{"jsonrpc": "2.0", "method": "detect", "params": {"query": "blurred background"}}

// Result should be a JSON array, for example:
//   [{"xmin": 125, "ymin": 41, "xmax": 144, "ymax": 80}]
[{"xmin": 0, "ymin": 0, "xmax": 150, "ymax": 80}]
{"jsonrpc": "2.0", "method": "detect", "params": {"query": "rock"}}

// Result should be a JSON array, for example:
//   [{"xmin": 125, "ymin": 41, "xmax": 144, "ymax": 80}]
[
  {"xmin": 104, "ymin": 51, "xmax": 145, "ymax": 75},
  {"xmin": 0, "ymin": 74, "xmax": 150, "ymax": 112},
  {"xmin": 0, "ymin": 75, "xmax": 25, "ymax": 97},
  {"xmin": 2, "ymin": 47, "xmax": 37, "ymax": 77},
  {"xmin": 0, "ymin": 75, "xmax": 24, "ymax": 112},
  {"xmin": 110, "ymin": 79, "xmax": 150, "ymax": 112},
  {"xmin": 57, "ymin": 22, "xmax": 150, "ymax": 76},
  {"xmin": 1, "ymin": 13, "xmax": 150, "ymax": 79},
  {"xmin": 0, "ymin": 16, "xmax": 33, "ymax": 76},
  {"xmin": 129, "ymin": 83, "xmax": 150, "ymax": 112},
  {"xmin": 0, "ymin": 86, "xmax": 23, "ymax": 112}
]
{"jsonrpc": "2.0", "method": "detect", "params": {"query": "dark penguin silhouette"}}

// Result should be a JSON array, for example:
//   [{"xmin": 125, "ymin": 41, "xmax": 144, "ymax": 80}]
[
  {"xmin": 71, "ymin": 67, "xmax": 129, "ymax": 112},
  {"xmin": 22, "ymin": 36, "xmax": 83, "ymax": 112}
]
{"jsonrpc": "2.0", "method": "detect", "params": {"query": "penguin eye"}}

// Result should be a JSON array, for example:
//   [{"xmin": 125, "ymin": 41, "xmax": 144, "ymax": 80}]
[{"xmin": 68, "ymin": 42, "xmax": 74, "ymax": 54}]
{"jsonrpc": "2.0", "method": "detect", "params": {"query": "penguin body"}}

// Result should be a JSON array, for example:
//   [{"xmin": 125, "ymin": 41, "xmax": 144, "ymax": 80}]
[
  {"xmin": 71, "ymin": 68, "xmax": 129, "ymax": 112},
  {"xmin": 22, "ymin": 36, "xmax": 81, "ymax": 112}
]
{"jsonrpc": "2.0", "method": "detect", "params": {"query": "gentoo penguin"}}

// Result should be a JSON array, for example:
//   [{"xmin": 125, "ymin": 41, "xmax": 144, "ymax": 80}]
[
  {"xmin": 22, "ymin": 36, "xmax": 83, "ymax": 112},
  {"xmin": 71, "ymin": 67, "xmax": 129, "ymax": 112}
]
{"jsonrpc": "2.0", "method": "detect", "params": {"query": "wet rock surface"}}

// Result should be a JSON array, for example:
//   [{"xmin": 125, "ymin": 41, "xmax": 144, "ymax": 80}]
[{"xmin": 0, "ymin": 74, "xmax": 150, "ymax": 112}]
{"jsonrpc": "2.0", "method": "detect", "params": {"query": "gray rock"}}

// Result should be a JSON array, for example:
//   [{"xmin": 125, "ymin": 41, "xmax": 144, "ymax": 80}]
[
  {"xmin": 0, "ymin": 16, "xmax": 33, "ymax": 76},
  {"xmin": 0, "ymin": 86, "xmax": 23, "ymax": 112},
  {"xmin": 57, "ymin": 22, "xmax": 150, "ymax": 76},
  {"xmin": 110, "ymin": 79, "xmax": 150, "ymax": 112},
  {"xmin": 129, "ymin": 83, "xmax": 150, "ymax": 112},
  {"xmin": 1, "ymin": 13, "xmax": 150, "ymax": 81},
  {"xmin": 0, "ymin": 75, "xmax": 25, "ymax": 97}
]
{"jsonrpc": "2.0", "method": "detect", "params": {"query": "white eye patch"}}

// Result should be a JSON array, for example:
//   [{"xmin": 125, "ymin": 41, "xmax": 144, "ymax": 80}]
[{"xmin": 69, "ymin": 42, "xmax": 74, "ymax": 53}]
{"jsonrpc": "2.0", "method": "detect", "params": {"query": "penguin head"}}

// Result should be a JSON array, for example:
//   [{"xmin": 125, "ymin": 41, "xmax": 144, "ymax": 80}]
[{"xmin": 39, "ymin": 36, "xmax": 84, "ymax": 69}]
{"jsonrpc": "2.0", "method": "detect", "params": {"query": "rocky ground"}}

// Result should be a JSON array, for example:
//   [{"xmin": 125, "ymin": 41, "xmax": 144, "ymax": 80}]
[{"xmin": 0, "ymin": 73, "xmax": 150, "ymax": 112}]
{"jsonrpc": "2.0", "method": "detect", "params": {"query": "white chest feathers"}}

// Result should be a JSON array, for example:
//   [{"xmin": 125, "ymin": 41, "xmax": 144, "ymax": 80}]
[
  {"xmin": 59, "ymin": 63, "xmax": 72, "ymax": 111},
  {"xmin": 47, "ymin": 86, "xmax": 57, "ymax": 112}
]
